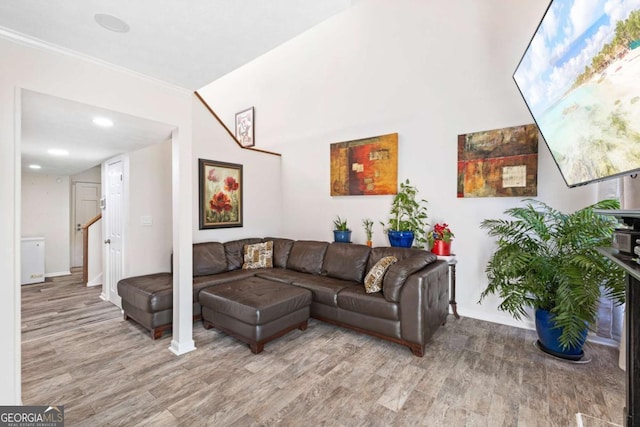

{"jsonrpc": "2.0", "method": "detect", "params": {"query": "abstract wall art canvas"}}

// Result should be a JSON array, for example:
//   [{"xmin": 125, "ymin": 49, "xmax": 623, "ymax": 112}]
[
  {"xmin": 457, "ymin": 124, "xmax": 538, "ymax": 198},
  {"xmin": 330, "ymin": 133, "xmax": 398, "ymax": 196}
]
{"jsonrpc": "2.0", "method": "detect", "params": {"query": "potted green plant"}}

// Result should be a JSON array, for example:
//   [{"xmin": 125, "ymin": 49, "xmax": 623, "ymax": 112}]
[
  {"xmin": 479, "ymin": 199, "xmax": 625, "ymax": 359},
  {"xmin": 333, "ymin": 215, "xmax": 351, "ymax": 243},
  {"xmin": 381, "ymin": 179, "xmax": 429, "ymax": 248},
  {"xmin": 428, "ymin": 223, "xmax": 455, "ymax": 255},
  {"xmin": 362, "ymin": 218, "xmax": 374, "ymax": 247}
]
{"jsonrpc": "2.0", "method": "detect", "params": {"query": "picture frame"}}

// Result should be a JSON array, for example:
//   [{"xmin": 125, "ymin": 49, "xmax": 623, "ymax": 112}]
[
  {"xmin": 457, "ymin": 124, "xmax": 538, "ymax": 198},
  {"xmin": 198, "ymin": 159, "xmax": 243, "ymax": 229},
  {"xmin": 330, "ymin": 133, "xmax": 398, "ymax": 196},
  {"xmin": 235, "ymin": 107, "xmax": 255, "ymax": 147}
]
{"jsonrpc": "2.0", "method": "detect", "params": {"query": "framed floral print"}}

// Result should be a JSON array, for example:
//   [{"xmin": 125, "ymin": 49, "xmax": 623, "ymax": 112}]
[{"xmin": 199, "ymin": 159, "xmax": 243, "ymax": 229}]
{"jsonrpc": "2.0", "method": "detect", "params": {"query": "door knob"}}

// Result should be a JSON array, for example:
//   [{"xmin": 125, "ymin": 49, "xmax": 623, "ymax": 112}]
[{"xmin": 104, "ymin": 239, "xmax": 111, "ymax": 244}]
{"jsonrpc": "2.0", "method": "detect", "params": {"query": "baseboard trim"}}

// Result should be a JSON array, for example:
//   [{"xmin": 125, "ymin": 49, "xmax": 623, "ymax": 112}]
[
  {"xmin": 460, "ymin": 307, "xmax": 622, "ymax": 348},
  {"xmin": 86, "ymin": 273, "xmax": 103, "ymax": 287},
  {"xmin": 45, "ymin": 271, "xmax": 71, "ymax": 278}
]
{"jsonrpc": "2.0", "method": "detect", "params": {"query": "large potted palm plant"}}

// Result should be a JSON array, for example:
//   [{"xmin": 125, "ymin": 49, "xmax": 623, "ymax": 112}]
[{"xmin": 479, "ymin": 199, "xmax": 625, "ymax": 360}]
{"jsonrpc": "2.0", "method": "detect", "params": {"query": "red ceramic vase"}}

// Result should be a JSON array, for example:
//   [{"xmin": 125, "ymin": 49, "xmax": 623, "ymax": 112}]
[{"xmin": 431, "ymin": 240, "xmax": 451, "ymax": 256}]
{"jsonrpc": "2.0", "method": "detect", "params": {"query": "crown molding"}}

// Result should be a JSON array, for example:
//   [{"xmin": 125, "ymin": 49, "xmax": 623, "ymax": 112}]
[{"xmin": 0, "ymin": 26, "xmax": 192, "ymax": 96}]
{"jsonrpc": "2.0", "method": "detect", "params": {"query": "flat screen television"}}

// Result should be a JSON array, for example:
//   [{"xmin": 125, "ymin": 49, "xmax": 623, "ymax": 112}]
[{"xmin": 513, "ymin": 0, "xmax": 640, "ymax": 187}]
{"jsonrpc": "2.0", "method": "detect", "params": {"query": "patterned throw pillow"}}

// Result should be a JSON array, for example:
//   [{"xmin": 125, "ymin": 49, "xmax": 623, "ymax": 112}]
[
  {"xmin": 364, "ymin": 256, "xmax": 398, "ymax": 293},
  {"xmin": 242, "ymin": 241, "xmax": 274, "ymax": 269}
]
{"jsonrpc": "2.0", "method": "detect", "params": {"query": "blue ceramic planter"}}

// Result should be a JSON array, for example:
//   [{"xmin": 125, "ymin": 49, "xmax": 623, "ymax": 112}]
[
  {"xmin": 535, "ymin": 308, "xmax": 587, "ymax": 357},
  {"xmin": 333, "ymin": 230, "xmax": 352, "ymax": 243},
  {"xmin": 388, "ymin": 230, "xmax": 414, "ymax": 248}
]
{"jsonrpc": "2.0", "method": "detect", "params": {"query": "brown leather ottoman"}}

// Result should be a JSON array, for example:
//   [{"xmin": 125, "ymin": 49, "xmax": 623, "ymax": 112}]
[{"xmin": 199, "ymin": 277, "xmax": 312, "ymax": 354}]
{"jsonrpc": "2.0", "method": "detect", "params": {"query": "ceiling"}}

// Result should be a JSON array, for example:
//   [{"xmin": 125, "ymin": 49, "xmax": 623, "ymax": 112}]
[
  {"xmin": 21, "ymin": 90, "xmax": 175, "ymax": 176},
  {"xmin": 0, "ymin": 0, "xmax": 355, "ymax": 90},
  {"xmin": 6, "ymin": 1, "xmax": 355, "ymax": 176}
]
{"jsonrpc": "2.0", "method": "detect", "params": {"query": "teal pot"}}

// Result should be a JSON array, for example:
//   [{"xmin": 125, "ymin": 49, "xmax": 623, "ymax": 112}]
[
  {"xmin": 333, "ymin": 230, "xmax": 352, "ymax": 243},
  {"xmin": 535, "ymin": 308, "xmax": 587, "ymax": 360},
  {"xmin": 388, "ymin": 230, "xmax": 414, "ymax": 248}
]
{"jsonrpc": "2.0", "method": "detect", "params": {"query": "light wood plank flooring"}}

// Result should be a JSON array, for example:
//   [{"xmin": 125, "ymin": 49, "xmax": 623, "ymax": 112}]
[{"xmin": 22, "ymin": 271, "xmax": 625, "ymax": 426}]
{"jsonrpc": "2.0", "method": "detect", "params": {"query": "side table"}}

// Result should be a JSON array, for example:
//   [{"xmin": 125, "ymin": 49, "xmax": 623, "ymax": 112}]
[{"xmin": 437, "ymin": 254, "xmax": 459, "ymax": 319}]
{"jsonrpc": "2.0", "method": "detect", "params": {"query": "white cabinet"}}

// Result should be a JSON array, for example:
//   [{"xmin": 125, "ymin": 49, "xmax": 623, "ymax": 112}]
[{"xmin": 21, "ymin": 237, "xmax": 45, "ymax": 285}]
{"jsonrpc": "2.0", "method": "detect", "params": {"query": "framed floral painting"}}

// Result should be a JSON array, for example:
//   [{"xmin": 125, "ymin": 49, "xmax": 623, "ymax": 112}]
[{"xmin": 199, "ymin": 159, "xmax": 243, "ymax": 229}]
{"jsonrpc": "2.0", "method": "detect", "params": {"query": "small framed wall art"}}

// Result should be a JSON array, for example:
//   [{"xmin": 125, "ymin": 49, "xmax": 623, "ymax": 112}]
[
  {"xmin": 235, "ymin": 107, "xmax": 255, "ymax": 147},
  {"xmin": 199, "ymin": 159, "xmax": 243, "ymax": 229}
]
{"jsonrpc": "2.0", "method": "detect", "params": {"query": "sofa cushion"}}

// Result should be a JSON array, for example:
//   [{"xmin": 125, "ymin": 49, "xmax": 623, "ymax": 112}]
[
  {"xmin": 255, "ymin": 268, "xmax": 314, "ymax": 285},
  {"xmin": 264, "ymin": 237, "xmax": 295, "ymax": 269},
  {"xmin": 193, "ymin": 242, "xmax": 227, "ymax": 277},
  {"xmin": 367, "ymin": 247, "xmax": 426, "ymax": 272},
  {"xmin": 337, "ymin": 285, "xmax": 399, "ymax": 320},
  {"xmin": 321, "ymin": 243, "xmax": 371, "ymax": 282},
  {"xmin": 286, "ymin": 240, "xmax": 329, "ymax": 274},
  {"xmin": 243, "ymin": 241, "xmax": 273, "ymax": 270},
  {"xmin": 383, "ymin": 254, "xmax": 435, "ymax": 302},
  {"xmin": 289, "ymin": 275, "xmax": 356, "ymax": 306},
  {"xmin": 224, "ymin": 238, "xmax": 263, "ymax": 270},
  {"xmin": 364, "ymin": 256, "xmax": 398, "ymax": 293}
]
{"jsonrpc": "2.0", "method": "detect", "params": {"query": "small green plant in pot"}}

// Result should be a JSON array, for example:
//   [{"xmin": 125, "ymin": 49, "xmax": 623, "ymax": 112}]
[
  {"xmin": 381, "ymin": 179, "xmax": 429, "ymax": 248},
  {"xmin": 362, "ymin": 218, "xmax": 374, "ymax": 247},
  {"xmin": 479, "ymin": 199, "xmax": 625, "ymax": 359},
  {"xmin": 333, "ymin": 215, "xmax": 352, "ymax": 243}
]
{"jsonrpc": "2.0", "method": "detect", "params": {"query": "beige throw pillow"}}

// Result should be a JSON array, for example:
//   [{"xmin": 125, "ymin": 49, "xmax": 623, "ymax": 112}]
[
  {"xmin": 242, "ymin": 241, "xmax": 274, "ymax": 269},
  {"xmin": 364, "ymin": 256, "xmax": 398, "ymax": 293}
]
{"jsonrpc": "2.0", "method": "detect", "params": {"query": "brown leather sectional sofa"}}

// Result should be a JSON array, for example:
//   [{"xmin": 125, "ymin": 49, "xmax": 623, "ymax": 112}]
[{"xmin": 118, "ymin": 237, "xmax": 450, "ymax": 356}]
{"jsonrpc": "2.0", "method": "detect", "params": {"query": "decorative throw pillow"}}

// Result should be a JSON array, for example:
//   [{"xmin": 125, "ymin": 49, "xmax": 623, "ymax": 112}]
[
  {"xmin": 242, "ymin": 241, "xmax": 274, "ymax": 270},
  {"xmin": 364, "ymin": 256, "xmax": 398, "ymax": 293}
]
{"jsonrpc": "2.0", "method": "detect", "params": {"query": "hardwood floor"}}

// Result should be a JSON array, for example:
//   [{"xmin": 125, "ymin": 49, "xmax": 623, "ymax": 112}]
[{"xmin": 22, "ymin": 271, "xmax": 625, "ymax": 426}]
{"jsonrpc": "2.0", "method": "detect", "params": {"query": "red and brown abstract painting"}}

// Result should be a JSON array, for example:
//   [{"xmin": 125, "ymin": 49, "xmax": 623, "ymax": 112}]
[
  {"xmin": 457, "ymin": 124, "xmax": 538, "ymax": 198},
  {"xmin": 330, "ymin": 133, "xmax": 398, "ymax": 196}
]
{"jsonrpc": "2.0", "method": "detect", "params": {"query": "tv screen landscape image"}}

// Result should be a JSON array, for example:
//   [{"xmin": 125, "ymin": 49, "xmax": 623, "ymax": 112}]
[{"xmin": 514, "ymin": 0, "xmax": 640, "ymax": 187}]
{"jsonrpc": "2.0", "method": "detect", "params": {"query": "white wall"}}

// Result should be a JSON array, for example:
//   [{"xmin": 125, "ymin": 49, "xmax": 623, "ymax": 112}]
[
  {"xmin": 198, "ymin": 0, "xmax": 597, "ymax": 328},
  {"xmin": 87, "ymin": 217, "xmax": 102, "ymax": 286},
  {"xmin": 0, "ymin": 35, "xmax": 193, "ymax": 404},
  {"xmin": 128, "ymin": 139, "xmax": 173, "ymax": 275},
  {"xmin": 71, "ymin": 165, "xmax": 101, "ymax": 184},
  {"xmin": 21, "ymin": 173, "xmax": 71, "ymax": 276},
  {"xmin": 192, "ymin": 97, "xmax": 283, "ymax": 242}
]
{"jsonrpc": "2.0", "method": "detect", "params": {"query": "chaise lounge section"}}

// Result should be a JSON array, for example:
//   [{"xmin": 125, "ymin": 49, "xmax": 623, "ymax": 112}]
[{"xmin": 118, "ymin": 237, "xmax": 449, "ymax": 356}]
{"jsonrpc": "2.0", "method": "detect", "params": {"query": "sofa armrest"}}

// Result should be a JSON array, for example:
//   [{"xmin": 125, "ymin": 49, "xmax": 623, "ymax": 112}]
[
  {"xmin": 399, "ymin": 260, "xmax": 449, "ymax": 349},
  {"xmin": 382, "ymin": 254, "xmax": 435, "ymax": 302}
]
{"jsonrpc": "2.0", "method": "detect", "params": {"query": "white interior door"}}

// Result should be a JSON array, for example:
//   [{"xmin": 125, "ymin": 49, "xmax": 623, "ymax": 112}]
[
  {"xmin": 104, "ymin": 157, "xmax": 125, "ymax": 307},
  {"xmin": 71, "ymin": 182, "xmax": 100, "ymax": 267}
]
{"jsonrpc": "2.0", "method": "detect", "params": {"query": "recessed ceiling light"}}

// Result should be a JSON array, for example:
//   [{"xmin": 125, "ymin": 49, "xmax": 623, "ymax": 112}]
[
  {"xmin": 28, "ymin": 164, "xmax": 41, "ymax": 170},
  {"xmin": 94, "ymin": 13, "xmax": 130, "ymax": 33},
  {"xmin": 93, "ymin": 117, "xmax": 114, "ymax": 127},
  {"xmin": 48, "ymin": 148, "xmax": 69, "ymax": 156}
]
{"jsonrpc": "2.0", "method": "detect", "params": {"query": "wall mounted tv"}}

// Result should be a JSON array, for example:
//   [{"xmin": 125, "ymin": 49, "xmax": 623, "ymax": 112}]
[{"xmin": 513, "ymin": 0, "xmax": 640, "ymax": 187}]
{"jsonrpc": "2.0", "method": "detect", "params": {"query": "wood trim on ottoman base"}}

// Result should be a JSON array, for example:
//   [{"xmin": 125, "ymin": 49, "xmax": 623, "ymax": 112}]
[
  {"xmin": 312, "ymin": 314, "xmax": 425, "ymax": 357},
  {"xmin": 123, "ymin": 312, "xmax": 202, "ymax": 340},
  {"xmin": 203, "ymin": 318, "xmax": 308, "ymax": 354}
]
